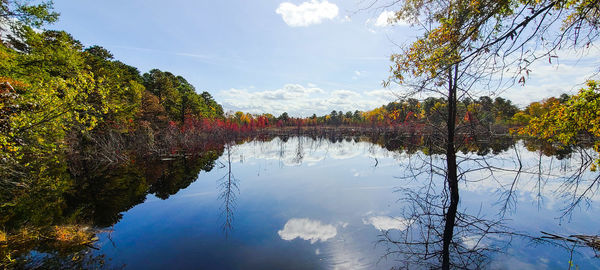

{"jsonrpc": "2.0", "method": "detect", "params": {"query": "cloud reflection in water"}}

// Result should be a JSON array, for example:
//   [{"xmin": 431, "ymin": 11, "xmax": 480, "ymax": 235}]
[
  {"xmin": 278, "ymin": 218, "xmax": 337, "ymax": 244},
  {"xmin": 363, "ymin": 216, "xmax": 411, "ymax": 231}
]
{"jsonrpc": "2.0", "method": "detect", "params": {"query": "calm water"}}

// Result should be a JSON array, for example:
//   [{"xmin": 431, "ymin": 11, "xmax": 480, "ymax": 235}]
[{"xmin": 42, "ymin": 137, "xmax": 600, "ymax": 269}]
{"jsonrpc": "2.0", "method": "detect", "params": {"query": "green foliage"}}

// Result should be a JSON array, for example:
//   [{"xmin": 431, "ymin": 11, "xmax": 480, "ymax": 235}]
[
  {"xmin": 0, "ymin": 0, "xmax": 59, "ymax": 31},
  {"xmin": 0, "ymin": 30, "xmax": 113, "ymax": 189},
  {"xmin": 201, "ymin": 90, "xmax": 224, "ymax": 118},
  {"xmin": 82, "ymin": 45, "xmax": 144, "ymax": 124},
  {"xmin": 278, "ymin": 111, "xmax": 289, "ymax": 122},
  {"xmin": 6, "ymin": 29, "xmax": 85, "ymax": 79},
  {"xmin": 519, "ymin": 80, "xmax": 600, "ymax": 171},
  {"xmin": 142, "ymin": 69, "xmax": 223, "ymax": 122}
]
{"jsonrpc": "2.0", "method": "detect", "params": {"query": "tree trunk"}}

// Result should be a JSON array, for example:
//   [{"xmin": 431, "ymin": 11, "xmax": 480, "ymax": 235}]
[{"xmin": 442, "ymin": 65, "xmax": 459, "ymax": 270}]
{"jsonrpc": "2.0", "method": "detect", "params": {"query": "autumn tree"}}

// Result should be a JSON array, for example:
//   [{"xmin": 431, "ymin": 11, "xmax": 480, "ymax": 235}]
[
  {"xmin": 519, "ymin": 80, "xmax": 600, "ymax": 171},
  {"xmin": 374, "ymin": 0, "xmax": 600, "ymax": 268},
  {"xmin": 0, "ymin": 29, "xmax": 112, "ymax": 165}
]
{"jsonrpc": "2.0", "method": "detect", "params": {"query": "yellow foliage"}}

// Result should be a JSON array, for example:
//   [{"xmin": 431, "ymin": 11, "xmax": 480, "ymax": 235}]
[{"xmin": 519, "ymin": 80, "xmax": 600, "ymax": 171}]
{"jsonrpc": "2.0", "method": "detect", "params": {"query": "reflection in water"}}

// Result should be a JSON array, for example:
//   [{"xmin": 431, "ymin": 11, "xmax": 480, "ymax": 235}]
[
  {"xmin": 292, "ymin": 136, "xmax": 304, "ymax": 165},
  {"xmin": 278, "ymin": 218, "xmax": 337, "ymax": 244},
  {"xmin": 541, "ymin": 232, "xmax": 600, "ymax": 258},
  {"xmin": 377, "ymin": 185, "xmax": 513, "ymax": 269},
  {"xmin": 218, "ymin": 144, "xmax": 239, "ymax": 237},
  {"xmin": 1, "ymin": 135, "xmax": 598, "ymax": 269},
  {"xmin": 373, "ymin": 136, "xmax": 519, "ymax": 269},
  {"xmin": 371, "ymin": 135, "xmax": 599, "ymax": 269},
  {"xmin": 66, "ymin": 150, "xmax": 223, "ymax": 227},
  {"xmin": 363, "ymin": 216, "xmax": 412, "ymax": 231},
  {"xmin": 0, "ymin": 146, "xmax": 224, "ymax": 268},
  {"xmin": 233, "ymin": 136, "xmax": 599, "ymax": 267}
]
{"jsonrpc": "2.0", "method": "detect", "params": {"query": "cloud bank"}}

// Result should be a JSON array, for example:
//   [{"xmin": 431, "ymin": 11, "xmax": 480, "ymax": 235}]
[{"xmin": 218, "ymin": 83, "xmax": 397, "ymax": 116}]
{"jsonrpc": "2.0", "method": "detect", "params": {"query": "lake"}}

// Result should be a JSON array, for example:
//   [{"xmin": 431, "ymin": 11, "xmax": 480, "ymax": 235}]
[{"xmin": 13, "ymin": 136, "xmax": 600, "ymax": 269}]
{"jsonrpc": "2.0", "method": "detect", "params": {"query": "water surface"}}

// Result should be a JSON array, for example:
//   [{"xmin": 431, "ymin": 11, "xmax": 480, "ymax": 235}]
[
  {"xmin": 35, "ymin": 137, "xmax": 600, "ymax": 269},
  {"xmin": 78, "ymin": 137, "xmax": 598, "ymax": 269}
]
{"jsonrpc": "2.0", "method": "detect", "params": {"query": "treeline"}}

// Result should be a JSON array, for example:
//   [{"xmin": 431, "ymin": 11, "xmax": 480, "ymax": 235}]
[
  {"xmin": 224, "ymin": 96, "xmax": 520, "ymax": 134},
  {"xmin": 226, "ymin": 89, "xmax": 596, "ymax": 138},
  {"xmin": 304, "ymin": 96, "xmax": 519, "ymax": 129}
]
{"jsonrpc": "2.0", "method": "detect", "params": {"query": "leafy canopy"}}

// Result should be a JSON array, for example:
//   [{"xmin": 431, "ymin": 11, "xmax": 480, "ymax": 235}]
[{"xmin": 519, "ymin": 80, "xmax": 600, "ymax": 171}]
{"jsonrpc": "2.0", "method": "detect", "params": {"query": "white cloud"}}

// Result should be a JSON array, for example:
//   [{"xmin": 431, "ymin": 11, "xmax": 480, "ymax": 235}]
[
  {"xmin": 363, "ymin": 216, "xmax": 411, "ymax": 231},
  {"xmin": 374, "ymin": 11, "xmax": 397, "ymax": 27},
  {"xmin": 276, "ymin": 0, "xmax": 339, "ymax": 27},
  {"xmin": 365, "ymin": 10, "xmax": 408, "ymax": 33},
  {"xmin": 260, "ymin": 84, "xmax": 321, "ymax": 100},
  {"xmin": 218, "ymin": 84, "xmax": 394, "ymax": 116},
  {"xmin": 278, "ymin": 218, "xmax": 337, "ymax": 244}
]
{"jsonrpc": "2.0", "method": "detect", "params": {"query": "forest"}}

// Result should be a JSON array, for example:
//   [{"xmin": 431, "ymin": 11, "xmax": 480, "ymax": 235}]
[{"xmin": 1, "ymin": 0, "xmax": 600, "ymax": 269}]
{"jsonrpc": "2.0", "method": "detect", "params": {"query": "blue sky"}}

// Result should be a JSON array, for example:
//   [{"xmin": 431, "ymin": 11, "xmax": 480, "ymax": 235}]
[{"xmin": 50, "ymin": 0, "xmax": 599, "ymax": 116}]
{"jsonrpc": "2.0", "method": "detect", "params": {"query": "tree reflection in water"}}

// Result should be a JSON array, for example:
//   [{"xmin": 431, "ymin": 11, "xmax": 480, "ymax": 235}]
[
  {"xmin": 370, "ymin": 137, "xmax": 513, "ymax": 269},
  {"xmin": 365, "ymin": 134, "xmax": 600, "ymax": 269},
  {"xmin": 218, "ymin": 144, "xmax": 240, "ymax": 238},
  {"xmin": 0, "ymin": 145, "xmax": 224, "ymax": 268}
]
